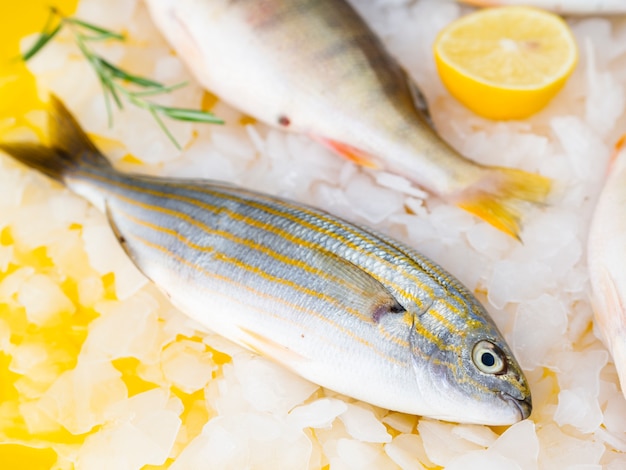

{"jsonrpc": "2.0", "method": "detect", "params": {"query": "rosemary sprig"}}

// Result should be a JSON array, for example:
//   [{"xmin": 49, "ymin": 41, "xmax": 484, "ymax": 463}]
[{"xmin": 23, "ymin": 8, "xmax": 224, "ymax": 149}]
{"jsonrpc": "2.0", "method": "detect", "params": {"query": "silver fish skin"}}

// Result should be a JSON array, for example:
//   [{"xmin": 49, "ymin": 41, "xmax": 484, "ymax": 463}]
[
  {"xmin": 144, "ymin": 0, "xmax": 550, "ymax": 239},
  {"xmin": 0, "ymin": 97, "xmax": 531, "ymax": 425}
]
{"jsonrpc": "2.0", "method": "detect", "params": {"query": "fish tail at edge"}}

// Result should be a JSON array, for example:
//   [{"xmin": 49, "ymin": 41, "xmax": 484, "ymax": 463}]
[{"xmin": 0, "ymin": 95, "xmax": 110, "ymax": 183}]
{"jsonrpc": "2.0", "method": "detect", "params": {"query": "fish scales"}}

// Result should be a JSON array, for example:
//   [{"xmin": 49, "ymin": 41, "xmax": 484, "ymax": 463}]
[
  {"xmin": 76, "ymin": 166, "xmax": 437, "ymax": 322},
  {"xmin": 84, "ymin": 163, "xmax": 504, "ymax": 380},
  {"xmin": 93, "ymin": 170, "xmax": 485, "ymax": 387},
  {"xmin": 0, "ymin": 97, "xmax": 532, "ymax": 425},
  {"xmin": 81, "ymin": 166, "xmax": 477, "ymax": 330}
]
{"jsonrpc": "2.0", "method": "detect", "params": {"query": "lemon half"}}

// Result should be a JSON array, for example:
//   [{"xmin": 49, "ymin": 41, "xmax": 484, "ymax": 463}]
[{"xmin": 434, "ymin": 6, "xmax": 578, "ymax": 120}]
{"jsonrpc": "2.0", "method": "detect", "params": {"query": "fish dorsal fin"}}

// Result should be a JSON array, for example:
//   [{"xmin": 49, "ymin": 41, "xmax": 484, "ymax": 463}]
[
  {"xmin": 405, "ymin": 73, "xmax": 435, "ymax": 130},
  {"xmin": 310, "ymin": 246, "xmax": 405, "ymax": 324}
]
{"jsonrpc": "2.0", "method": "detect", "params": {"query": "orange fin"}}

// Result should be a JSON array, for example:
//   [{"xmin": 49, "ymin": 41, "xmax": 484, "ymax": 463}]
[
  {"xmin": 456, "ymin": 167, "xmax": 551, "ymax": 240},
  {"xmin": 608, "ymin": 133, "xmax": 626, "ymax": 171},
  {"xmin": 457, "ymin": 0, "xmax": 499, "ymax": 6},
  {"xmin": 313, "ymin": 136, "xmax": 379, "ymax": 169}
]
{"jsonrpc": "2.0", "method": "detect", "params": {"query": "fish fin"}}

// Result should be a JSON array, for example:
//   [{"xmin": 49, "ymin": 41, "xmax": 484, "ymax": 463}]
[
  {"xmin": 0, "ymin": 142, "xmax": 69, "ymax": 182},
  {"xmin": 47, "ymin": 95, "xmax": 104, "ymax": 159},
  {"xmin": 0, "ymin": 95, "xmax": 110, "ymax": 182},
  {"xmin": 456, "ymin": 167, "xmax": 551, "ymax": 240},
  {"xmin": 608, "ymin": 133, "xmax": 626, "ymax": 171},
  {"xmin": 239, "ymin": 327, "xmax": 307, "ymax": 366},
  {"xmin": 313, "ymin": 136, "xmax": 380, "ymax": 169},
  {"xmin": 312, "ymin": 247, "xmax": 405, "ymax": 323},
  {"xmin": 406, "ymin": 74, "xmax": 435, "ymax": 130},
  {"xmin": 457, "ymin": 0, "xmax": 499, "ymax": 6}
]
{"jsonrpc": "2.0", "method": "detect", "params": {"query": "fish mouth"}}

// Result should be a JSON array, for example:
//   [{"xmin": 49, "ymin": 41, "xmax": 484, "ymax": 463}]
[{"xmin": 502, "ymin": 392, "xmax": 532, "ymax": 420}]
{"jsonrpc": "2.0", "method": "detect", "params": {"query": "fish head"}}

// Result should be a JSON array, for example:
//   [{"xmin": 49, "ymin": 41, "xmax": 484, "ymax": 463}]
[{"xmin": 409, "ymin": 297, "xmax": 531, "ymax": 425}]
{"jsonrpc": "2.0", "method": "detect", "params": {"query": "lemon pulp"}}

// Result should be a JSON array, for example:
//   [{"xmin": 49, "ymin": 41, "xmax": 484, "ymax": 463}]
[{"xmin": 434, "ymin": 6, "xmax": 578, "ymax": 120}]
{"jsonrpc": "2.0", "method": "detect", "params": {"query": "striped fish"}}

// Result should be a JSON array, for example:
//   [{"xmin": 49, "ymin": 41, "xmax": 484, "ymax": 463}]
[
  {"xmin": 0, "ymin": 97, "xmax": 531, "ymax": 425},
  {"xmin": 145, "ymin": 0, "xmax": 551, "ymax": 239}
]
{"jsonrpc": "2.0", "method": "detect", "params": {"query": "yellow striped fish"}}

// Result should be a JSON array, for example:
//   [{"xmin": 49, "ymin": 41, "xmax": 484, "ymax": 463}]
[
  {"xmin": 0, "ymin": 97, "xmax": 531, "ymax": 425},
  {"xmin": 145, "ymin": 0, "xmax": 551, "ymax": 239}
]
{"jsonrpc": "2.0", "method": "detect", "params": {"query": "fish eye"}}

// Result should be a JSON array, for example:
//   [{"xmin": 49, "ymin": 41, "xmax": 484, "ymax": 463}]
[{"xmin": 472, "ymin": 340, "xmax": 506, "ymax": 375}]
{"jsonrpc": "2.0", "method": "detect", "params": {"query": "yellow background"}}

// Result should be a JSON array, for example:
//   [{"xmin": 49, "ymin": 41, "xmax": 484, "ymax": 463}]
[{"xmin": 0, "ymin": 1, "xmax": 78, "ymax": 129}]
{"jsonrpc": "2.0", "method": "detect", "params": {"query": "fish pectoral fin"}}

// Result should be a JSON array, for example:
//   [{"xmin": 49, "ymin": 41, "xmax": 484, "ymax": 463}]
[
  {"xmin": 312, "ymin": 136, "xmax": 380, "ymax": 169},
  {"xmin": 608, "ymin": 133, "xmax": 626, "ymax": 171},
  {"xmin": 239, "ymin": 327, "xmax": 307, "ymax": 367},
  {"xmin": 313, "ymin": 247, "xmax": 405, "ymax": 323}
]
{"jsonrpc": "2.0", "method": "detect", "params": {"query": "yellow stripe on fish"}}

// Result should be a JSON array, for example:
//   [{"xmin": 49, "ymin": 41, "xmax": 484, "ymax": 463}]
[
  {"xmin": 0, "ymin": 95, "xmax": 531, "ymax": 425},
  {"xmin": 86, "ymin": 167, "xmax": 472, "ymax": 353}
]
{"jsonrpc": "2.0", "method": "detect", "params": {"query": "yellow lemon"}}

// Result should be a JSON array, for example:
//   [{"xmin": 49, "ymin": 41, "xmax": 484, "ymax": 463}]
[{"xmin": 433, "ymin": 6, "xmax": 578, "ymax": 120}]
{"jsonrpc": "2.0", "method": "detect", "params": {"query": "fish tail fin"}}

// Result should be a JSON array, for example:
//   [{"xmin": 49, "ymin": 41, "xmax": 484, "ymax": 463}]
[
  {"xmin": 0, "ymin": 95, "xmax": 110, "ymax": 182},
  {"xmin": 456, "ymin": 167, "xmax": 551, "ymax": 240}
]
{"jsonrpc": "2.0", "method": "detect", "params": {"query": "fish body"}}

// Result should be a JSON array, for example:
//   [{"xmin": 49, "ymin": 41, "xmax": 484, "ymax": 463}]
[
  {"xmin": 458, "ymin": 0, "xmax": 626, "ymax": 15},
  {"xmin": 145, "ymin": 0, "xmax": 550, "ymax": 238},
  {"xmin": 0, "ymin": 97, "xmax": 531, "ymax": 425},
  {"xmin": 588, "ymin": 139, "xmax": 626, "ymax": 398}
]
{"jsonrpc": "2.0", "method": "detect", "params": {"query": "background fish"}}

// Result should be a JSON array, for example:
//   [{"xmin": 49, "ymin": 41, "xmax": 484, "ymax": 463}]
[
  {"xmin": 144, "ymin": 0, "xmax": 550, "ymax": 239},
  {"xmin": 457, "ymin": 0, "xmax": 626, "ymax": 15},
  {"xmin": 0, "ymin": 97, "xmax": 531, "ymax": 425},
  {"xmin": 588, "ymin": 137, "xmax": 626, "ymax": 399}
]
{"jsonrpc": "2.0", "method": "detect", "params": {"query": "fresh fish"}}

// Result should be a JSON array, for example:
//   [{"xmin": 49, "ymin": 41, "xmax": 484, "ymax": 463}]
[
  {"xmin": 588, "ymin": 136, "xmax": 626, "ymax": 399},
  {"xmin": 458, "ymin": 0, "xmax": 626, "ymax": 15},
  {"xmin": 144, "ymin": 0, "xmax": 550, "ymax": 239},
  {"xmin": 0, "ymin": 97, "xmax": 531, "ymax": 425}
]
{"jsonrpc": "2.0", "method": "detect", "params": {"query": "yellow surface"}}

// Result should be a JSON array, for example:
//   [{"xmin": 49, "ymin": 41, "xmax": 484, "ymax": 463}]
[
  {"xmin": 0, "ymin": 1, "xmax": 77, "ymax": 132},
  {"xmin": 0, "ymin": 2, "xmax": 80, "ymax": 467},
  {"xmin": 434, "ymin": 6, "xmax": 578, "ymax": 120},
  {"xmin": 0, "ymin": 444, "xmax": 58, "ymax": 470}
]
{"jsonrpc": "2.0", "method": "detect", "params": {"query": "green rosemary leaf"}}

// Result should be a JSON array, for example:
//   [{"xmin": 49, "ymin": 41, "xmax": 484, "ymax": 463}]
[
  {"xmin": 130, "ymin": 81, "xmax": 188, "ymax": 97},
  {"xmin": 22, "ymin": 24, "xmax": 62, "ymax": 61},
  {"xmin": 98, "ymin": 58, "xmax": 164, "ymax": 88},
  {"xmin": 157, "ymin": 106, "xmax": 225, "ymax": 124},
  {"xmin": 23, "ymin": 9, "xmax": 224, "ymax": 143},
  {"xmin": 65, "ymin": 18, "xmax": 125, "ymax": 40},
  {"xmin": 149, "ymin": 106, "xmax": 181, "ymax": 150},
  {"xmin": 104, "ymin": 80, "xmax": 124, "ymax": 109}
]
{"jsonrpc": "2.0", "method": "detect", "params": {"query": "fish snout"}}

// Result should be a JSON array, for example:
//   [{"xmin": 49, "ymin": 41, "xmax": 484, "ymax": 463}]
[{"xmin": 502, "ymin": 392, "xmax": 532, "ymax": 420}]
